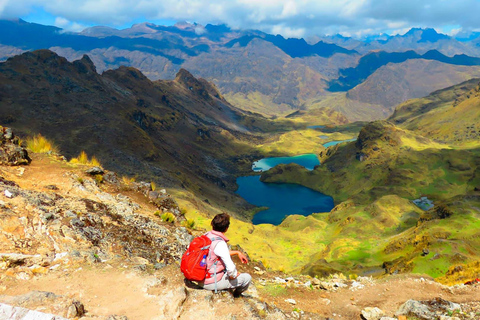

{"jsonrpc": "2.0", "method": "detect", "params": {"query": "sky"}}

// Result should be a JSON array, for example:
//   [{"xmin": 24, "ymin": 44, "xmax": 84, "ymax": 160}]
[{"xmin": 1, "ymin": 0, "xmax": 480, "ymax": 39}]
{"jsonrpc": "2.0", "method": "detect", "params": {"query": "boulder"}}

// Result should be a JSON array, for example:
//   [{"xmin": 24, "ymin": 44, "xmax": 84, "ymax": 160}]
[
  {"xmin": 0, "ymin": 302, "xmax": 68, "ymax": 320},
  {"xmin": 396, "ymin": 298, "xmax": 461, "ymax": 320},
  {"xmin": 361, "ymin": 307, "xmax": 385, "ymax": 320},
  {"xmin": 0, "ymin": 127, "xmax": 31, "ymax": 166},
  {"xmin": 0, "ymin": 291, "xmax": 84, "ymax": 319},
  {"xmin": 85, "ymin": 166, "xmax": 104, "ymax": 175}
]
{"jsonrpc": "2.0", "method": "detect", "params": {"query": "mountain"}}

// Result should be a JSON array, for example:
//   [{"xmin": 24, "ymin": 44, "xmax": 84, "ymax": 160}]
[
  {"xmin": 0, "ymin": 49, "xmax": 272, "ymax": 217},
  {"xmin": 346, "ymin": 59, "xmax": 480, "ymax": 112},
  {"xmin": 328, "ymin": 50, "xmax": 480, "ymax": 92},
  {"xmin": 389, "ymin": 77, "xmax": 480, "ymax": 142},
  {"xmin": 321, "ymin": 28, "xmax": 480, "ymax": 57},
  {"xmin": 3, "ymin": 20, "xmax": 480, "ymax": 122},
  {"xmin": 226, "ymin": 34, "xmax": 357, "ymax": 58}
]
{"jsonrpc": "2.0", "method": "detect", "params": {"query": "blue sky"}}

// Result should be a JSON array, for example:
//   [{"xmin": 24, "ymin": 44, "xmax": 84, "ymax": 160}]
[{"xmin": 1, "ymin": 0, "xmax": 480, "ymax": 38}]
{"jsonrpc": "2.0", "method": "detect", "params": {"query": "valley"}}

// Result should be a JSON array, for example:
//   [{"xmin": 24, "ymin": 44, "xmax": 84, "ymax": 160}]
[{"xmin": 2, "ymin": 18, "xmax": 480, "ymax": 320}]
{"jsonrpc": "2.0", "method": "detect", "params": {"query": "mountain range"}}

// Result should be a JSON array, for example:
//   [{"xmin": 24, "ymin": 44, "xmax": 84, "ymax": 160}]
[
  {"xmin": 3, "ymin": 19, "xmax": 480, "ymax": 121},
  {"xmin": 0, "ymin": 49, "xmax": 272, "ymax": 217}
]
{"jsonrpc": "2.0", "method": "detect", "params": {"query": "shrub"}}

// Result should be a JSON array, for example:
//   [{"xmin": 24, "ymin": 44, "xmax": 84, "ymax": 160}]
[
  {"xmin": 182, "ymin": 218, "xmax": 196, "ymax": 229},
  {"xmin": 151, "ymin": 181, "xmax": 157, "ymax": 191},
  {"xmin": 70, "ymin": 151, "xmax": 101, "ymax": 166},
  {"xmin": 122, "ymin": 175, "xmax": 136, "ymax": 185},
  {"xmin": 26, "ymin": 134, "xmax": 59, "ymax": 153},
  {"xmin": 161, "ymin": 212, "xmax": 176, "ymax": 223},
  {"xmin": 94, "ymin": 174, "xmax": 103, "ymax": 184}
]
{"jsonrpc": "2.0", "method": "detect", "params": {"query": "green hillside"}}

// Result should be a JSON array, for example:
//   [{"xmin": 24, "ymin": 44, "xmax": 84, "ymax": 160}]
[{"xmin": 257, "ymin": 98, "xmax": 480, "ymax": 277}]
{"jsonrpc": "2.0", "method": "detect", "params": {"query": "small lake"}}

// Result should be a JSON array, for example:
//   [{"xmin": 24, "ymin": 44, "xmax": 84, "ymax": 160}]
[
  {"xmin": 252, "ymin": 154, "xmax": 320, "ymax": 172},
  {"xmin": 237, "ymin": 153, "xmax": 334, "ymax": 225},
  {"xmin": 323, "ymin": 138, "xmax": 356, "ymax": 148},
  {"xmin": 307, "ymin": 125, "xmax": 325, "ymax": 129},
  {"xmin": 237, "ymin": 176, "xmax": 334, "ymax": 225}
]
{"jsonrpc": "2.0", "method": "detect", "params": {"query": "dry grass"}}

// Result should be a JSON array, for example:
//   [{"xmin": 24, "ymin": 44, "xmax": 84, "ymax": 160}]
[
  {"xmin": 26, "ymin": 134, "xmax": 59, "ymax": 154},
  {"xmin": 70, "ymin": 151, "xmax": 101, "ymax": 166}
]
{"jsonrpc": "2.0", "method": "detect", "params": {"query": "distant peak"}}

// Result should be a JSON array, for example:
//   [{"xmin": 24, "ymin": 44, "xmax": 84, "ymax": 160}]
[
  {"xmin": 175, "ymin": 68, "xmax": 195, "ymax": 81},
  {"xmin": 174, "ymin": 21, "xmax": 198, "ymax": 30},
  {"xmin": 74, "ymin": 54, "xmax": 97, "ymax": 74}
]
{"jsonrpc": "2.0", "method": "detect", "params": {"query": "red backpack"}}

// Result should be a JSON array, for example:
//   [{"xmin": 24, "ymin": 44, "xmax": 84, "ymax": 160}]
[{"xmin": 180, "ymin": 235, "xmax": 212, "ymax": 281}]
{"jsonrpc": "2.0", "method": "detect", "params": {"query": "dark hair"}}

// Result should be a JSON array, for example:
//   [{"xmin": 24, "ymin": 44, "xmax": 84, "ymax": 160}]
[{"xmin": 211, "ymin": 213, "xmax": 230, "ymax": 232}]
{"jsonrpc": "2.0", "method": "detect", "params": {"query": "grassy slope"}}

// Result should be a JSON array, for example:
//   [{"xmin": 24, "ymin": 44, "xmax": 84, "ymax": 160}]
[{"xmin": 254, "ymin": 115, "xmax": 480, "ymax": 277}]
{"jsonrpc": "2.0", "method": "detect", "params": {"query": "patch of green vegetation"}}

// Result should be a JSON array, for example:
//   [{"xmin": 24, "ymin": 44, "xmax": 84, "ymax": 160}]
[
  {"xmin": 258, "ymin": 284, "xmax": 288, "ymax": 297},
  {"xmin": 161, "ymin": 212, "xmax": 176, "ymax": 223}
]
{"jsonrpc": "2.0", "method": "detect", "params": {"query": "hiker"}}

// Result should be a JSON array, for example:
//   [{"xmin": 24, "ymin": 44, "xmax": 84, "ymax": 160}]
[{"xmin": 201, "ymin": 213, "xmax": 251, "ymax": 296}]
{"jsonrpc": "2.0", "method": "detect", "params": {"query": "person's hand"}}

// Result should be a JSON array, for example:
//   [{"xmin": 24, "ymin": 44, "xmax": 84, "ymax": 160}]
[{"xmin": 237, "ymin": 252, "xmax": 248, "ymax": 264}]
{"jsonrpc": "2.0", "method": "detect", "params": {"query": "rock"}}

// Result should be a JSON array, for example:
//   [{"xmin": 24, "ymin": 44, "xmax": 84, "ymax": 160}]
[
  {"xmin": 106, "ymin": 316, "xmax": 129, "ymax": 320},
  {"xmin": 396, "ymin": 298, "xmax": 461, "ymax": 320},
  {"xmin": 0, "ymin": 253, "xmax": 43, "ymax": 268},
  {"xmin": 285, "ymin": 299, "xmax": 296, "ymax": 305},
  {"xmin": 148, "ymin": 191, "xmax": 159, "ymax": 201},
  {"xmin": 85, "ymin": 166, "xmax": 104, "ymax": 175},
  {"xmin": 0, "ymin": 291, "xmax": 83, "ymax": 319},
  {"xmin": 133, "ymin": 256, "xmax": 150, "ymax": 265},
  {"xmin": 396, "ymin": 300, "xmax": 435, "ymax": 319},
  {"xmin": 4, "ymin": 128, "xmax": 13, "ymax": 140},
  {"xmin": 361, "ymin": 307, "xmax": 385, "ymax": 320},
  {"xmin": 0, "ymin": 131, "xmax": 31, "ymax": 165},
  {"xmin": 0, "ymin": 302, "xmax": 68, "ymax": 320},
  {"xmin": 103, "ymin": 172, "xmax": 120, "ymax": 185},
  {"xmin": 66, "ymin": 300, "xmax": 85, "ymax": 318},
  {"xmin": 4, "ymin": 190, "xmax": 13, "ymax": 198},
  {"xmin": 157, "ymin": 287, "xmax": 188, "ymax": 319}
]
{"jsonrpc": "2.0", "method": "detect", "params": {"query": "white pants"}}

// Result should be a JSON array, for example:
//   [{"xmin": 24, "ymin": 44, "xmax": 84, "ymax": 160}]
[{"xmin": 202, "ymin": 272, "xmax": 251, "ymax": 294}]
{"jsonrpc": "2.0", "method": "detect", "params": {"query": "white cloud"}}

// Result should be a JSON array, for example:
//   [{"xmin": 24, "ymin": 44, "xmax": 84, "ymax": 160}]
[
  {"xmin": 1, "ymin": 0, "xmax": 480, "ymax": 38},
  {"xmin": 54, "ymin": 16, "xmax": 88, "ymax": 32},
  {"xmin": 195, "ymin": 25, "xmax": 206, "ymax": 35},
  {"xmin": 448, "ymin": 27, "xmax": 462, "ymax": 37},
  {"xmin": 271, "ymin": 24, "xmax": 305, "ymax": 38}
]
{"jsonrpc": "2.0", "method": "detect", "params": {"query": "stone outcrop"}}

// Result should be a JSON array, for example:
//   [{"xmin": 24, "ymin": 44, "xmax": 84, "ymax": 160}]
[
  {"xmin": 0, "ymin": 291, "xmax": 84, "ymax": 319},
  {"xmin": 396, "ymin": 298, "xmax": 461, "ymax": 320},
  {"xmin": 0, "ymin": 126, "xmax": 31, "ymax": 166}
]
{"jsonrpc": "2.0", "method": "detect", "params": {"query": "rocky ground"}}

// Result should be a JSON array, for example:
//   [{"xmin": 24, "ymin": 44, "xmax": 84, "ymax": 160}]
[{"xmin": 1, "ymin": 127, "xmax": 480, "ymax": 320}]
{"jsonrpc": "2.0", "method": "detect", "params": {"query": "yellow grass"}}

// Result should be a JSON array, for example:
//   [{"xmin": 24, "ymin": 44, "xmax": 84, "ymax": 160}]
[
  {"xmin": 70, "ymin": 151, "xmax": 101, "ymax": 166},
  {"xmin": 26, "ymin": 134, "xmax": 59, "ymax": 153}
]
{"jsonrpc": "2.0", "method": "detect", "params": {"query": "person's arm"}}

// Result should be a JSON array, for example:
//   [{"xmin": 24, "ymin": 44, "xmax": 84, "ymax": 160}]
[
  {"xmin": 230, "ymin": 250, "xmax": 248, "ymax": 264},
  {"xmin": 214, "ymin": 241, "xmax": 238, "ymax": 279}
]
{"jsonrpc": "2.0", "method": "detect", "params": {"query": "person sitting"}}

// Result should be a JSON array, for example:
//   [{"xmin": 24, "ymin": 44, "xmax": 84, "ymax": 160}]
[{"xmin": 201, "ymin": 213, "xmax": 251, "ymax": 297}]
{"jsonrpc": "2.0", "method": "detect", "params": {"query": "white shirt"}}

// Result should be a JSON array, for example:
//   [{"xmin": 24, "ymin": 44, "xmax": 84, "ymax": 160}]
[{"xmin": 213, "ymin": 240, "xmax": 238, "ymax": 278}]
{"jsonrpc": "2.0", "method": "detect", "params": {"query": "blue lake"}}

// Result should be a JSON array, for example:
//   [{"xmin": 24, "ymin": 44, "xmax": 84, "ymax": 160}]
[
  {"xmin": 307, "ymin": 125, "xmax": 325, "ymax": 129},
  {"xmin": 323, "ymin": 138, "xmax": 356, "ymax": 148},
  {"xmin": 238, "ymin": 153, "xmax": 334, "ymax": 225},
  {"xmin": 236, "ymin": 176, "xmax": 334, "ymax": 225},
  {"xmin": 252, "ymin": 154, "xmax": 320, "ymax": 172}
]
